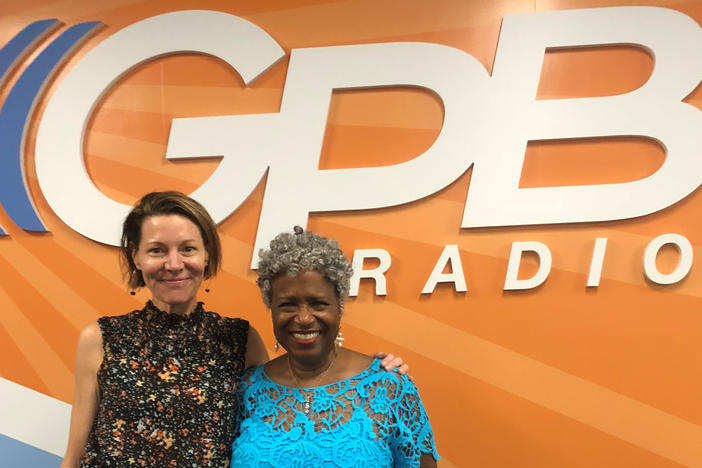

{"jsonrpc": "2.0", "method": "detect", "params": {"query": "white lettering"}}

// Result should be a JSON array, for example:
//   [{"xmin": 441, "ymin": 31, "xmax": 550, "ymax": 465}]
[
  {"xmin": 463, "ymin": 7, "xmax": 702, "ymax": 228},
  {"xmin": 643, "ymin": 233, "xmax": 693, "ymax": 285},
  {"xmin": 349, "ymin": 249, "xmax": 391, "ymax": 296},
  {"xmin": 422, "ymin": 245, "xmax": 467, "ymax": 294},
  {"xmin": 587, "ymin": 237, "xmax": 608, "ymax": 287},
  {"xmin": 35, "ymin": 10, "xmax": 285, "ymax": 244},
  {"xmin": 31, "ymin": 6, "xmax": 702, "ymax": 268},
  {"xmin": 248, "ymin": 43, "xmax": 489, "ymax": 266},
  {"xmin": 504, "ymin": 241, "xmax": 552, "ymax": 290}
]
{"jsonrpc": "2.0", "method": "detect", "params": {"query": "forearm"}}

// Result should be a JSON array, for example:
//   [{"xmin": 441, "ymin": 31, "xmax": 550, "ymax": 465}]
[
  {"xmin": 60, "ymin": 392, "xmax": 96, "ymax": 467},
  {"xmin": 62, "ymin": 427, "xmax": 90, "ymax": 465},
  {"xmin": 60, "ymin": 453, "xmax": 81, "ymax": 468},
  {"xmin": 419, "ymin": 453, "xmax": 437, "ymax": 468}
]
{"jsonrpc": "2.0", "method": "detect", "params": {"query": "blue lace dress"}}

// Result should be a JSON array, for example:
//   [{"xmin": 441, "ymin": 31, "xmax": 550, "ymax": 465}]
[{"xmin": 230, "ymin": 358, "xmax": 439, "ymax": 467}]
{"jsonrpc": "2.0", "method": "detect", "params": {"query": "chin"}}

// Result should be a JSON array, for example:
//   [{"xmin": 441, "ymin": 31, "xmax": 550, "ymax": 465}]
[
  {"xmin": 155, "ymin": 291, "xmax": 198, "ymax": 307},
  {"xmin": 288, "ymin": 341, "xmax": 333, "ymax": 357},
  {"xmin": 161, "ymin": 291, "xmax": 188, "ymax": 300}
]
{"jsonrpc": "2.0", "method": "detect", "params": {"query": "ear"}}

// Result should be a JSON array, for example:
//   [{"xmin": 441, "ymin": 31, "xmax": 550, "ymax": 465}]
[{"xmin": 131, "ymin": 250, "xmax": 141, "ymax": 270}]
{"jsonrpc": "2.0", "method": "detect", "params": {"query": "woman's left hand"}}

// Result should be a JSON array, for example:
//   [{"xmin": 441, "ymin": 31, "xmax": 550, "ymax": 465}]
[{"xmin": 373, "ymin": 352, "xmax": 413, "ymax": 381}]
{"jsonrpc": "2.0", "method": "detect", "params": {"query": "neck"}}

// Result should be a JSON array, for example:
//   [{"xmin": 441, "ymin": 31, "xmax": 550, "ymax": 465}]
[
  {"xmin": 150, "ymin": 297, "xmax": 198, "ymax": 316},
  {"xmin": 288, "ymin": 348, "xmax": 338, "ymax": 384}
]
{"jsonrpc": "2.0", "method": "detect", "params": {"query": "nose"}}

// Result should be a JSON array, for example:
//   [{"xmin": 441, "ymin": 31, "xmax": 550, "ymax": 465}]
[
  {"xmin": 294, "ymin": 305, "xmax": 315, "ymax": 325},
  {"xmin": 164, "ymin": 250, "xmax": 183, "ymax": 270}
]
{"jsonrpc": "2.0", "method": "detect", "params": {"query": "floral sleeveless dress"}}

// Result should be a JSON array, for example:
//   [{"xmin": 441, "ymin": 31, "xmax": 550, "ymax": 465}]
[{"xmin": 80, "ymin": 301, "xmax": 249, "ymax": 467}]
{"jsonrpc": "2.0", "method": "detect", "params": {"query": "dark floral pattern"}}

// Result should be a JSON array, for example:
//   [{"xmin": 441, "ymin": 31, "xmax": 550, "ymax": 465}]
[
  {"xmin": 80, "ymin": 301, "xmax": 248, "ymax": 467},
  {"xmin": 231, "ymin": 359, "xmax": 439, "ymax": 468}
]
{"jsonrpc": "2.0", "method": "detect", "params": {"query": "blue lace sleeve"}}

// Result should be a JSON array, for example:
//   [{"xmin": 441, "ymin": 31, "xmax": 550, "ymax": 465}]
[{"xmin": 368, "ymin": 372, "xmax": 439, "ymax": 467}]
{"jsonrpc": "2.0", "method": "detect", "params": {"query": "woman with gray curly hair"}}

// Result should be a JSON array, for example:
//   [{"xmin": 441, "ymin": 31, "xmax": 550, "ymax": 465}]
[
  {"xmin": 256, "ymin": 225, "xmax": 353, "ymax": 311},
  {"xmin": 231, "ymin": 226, "xmax": 439, "ymax": 467}
]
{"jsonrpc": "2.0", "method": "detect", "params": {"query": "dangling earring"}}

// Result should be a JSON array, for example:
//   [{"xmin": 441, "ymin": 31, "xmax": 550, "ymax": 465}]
[
  {"xmin": 274, "ymin": 340, "xmax": 279, "ymax": 352},
  {"xmin": 336, "ymin": 329, "xmax": 344, "ymax": 348}
]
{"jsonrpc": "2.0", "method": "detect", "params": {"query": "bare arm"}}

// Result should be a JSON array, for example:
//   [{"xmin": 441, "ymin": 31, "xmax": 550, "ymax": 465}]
[
  {"xmin": 244, "ymin": 325, "xmax": 269, "ymax": 368},
  {"xmin": 60, "ymin": 322, "xmax": 103, "ymax": 468},
  {"xmin": 419, "ymin": 453, "xmax": 438, "ymax": 468}
]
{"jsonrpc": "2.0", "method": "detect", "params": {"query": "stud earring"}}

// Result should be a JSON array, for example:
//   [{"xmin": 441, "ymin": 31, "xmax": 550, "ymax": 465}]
[
  {"xmin": 336, "ymin": 329, "xmax": 344, "ymax": 348},
  {"xmin": 274, "ymin": 340, "xmax": 279, "ymax": 352}
]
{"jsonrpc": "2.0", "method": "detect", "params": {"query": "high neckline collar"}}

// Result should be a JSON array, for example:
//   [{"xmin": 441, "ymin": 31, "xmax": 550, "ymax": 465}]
[{"xmin": 142, "ymin": 300, "xmax": 205, "ymax": 326}]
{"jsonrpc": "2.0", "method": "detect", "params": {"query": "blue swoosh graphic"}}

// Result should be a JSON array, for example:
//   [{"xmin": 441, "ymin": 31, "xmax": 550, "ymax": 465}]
[{"xmin": 0, "ymin": 21, "xmax": 101, "ymax": 233}]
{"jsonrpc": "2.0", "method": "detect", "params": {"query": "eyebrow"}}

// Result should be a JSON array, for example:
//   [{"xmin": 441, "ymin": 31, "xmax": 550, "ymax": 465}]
[
  {"xmin": 142, "ymin": 239, "xmax": 199, "ymax": 244},
  {"xmin": 275, "ymin": 293, "xmax": 331, "ymax": 301}
]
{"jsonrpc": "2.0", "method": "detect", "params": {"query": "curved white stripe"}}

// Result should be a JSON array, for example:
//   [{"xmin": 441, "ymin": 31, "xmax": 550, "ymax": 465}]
[{"xmin": 0, "ymin": 378, "xmax": 70, "ymax": 457}]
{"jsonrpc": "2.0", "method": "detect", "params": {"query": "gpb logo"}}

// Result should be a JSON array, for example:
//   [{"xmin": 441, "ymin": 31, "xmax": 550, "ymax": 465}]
[{"xmin": 1, "ymin": 9, "xmax": 701, "ymax": 268}]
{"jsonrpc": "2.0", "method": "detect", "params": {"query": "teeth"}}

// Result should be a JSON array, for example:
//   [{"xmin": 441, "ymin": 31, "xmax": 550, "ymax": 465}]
[{"xmin": 292, "ymin": 332, "xmax": 319, "ymax": 340}]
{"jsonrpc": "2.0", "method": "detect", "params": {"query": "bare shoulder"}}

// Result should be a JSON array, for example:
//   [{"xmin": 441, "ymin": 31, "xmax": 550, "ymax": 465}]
[
  {"xmin": 262, "ymin": 353, "xmax": 284, "ymax": 372},
  {"xmin": 77, "ymin": 322, "xmax": 102, "ymax": 351},
  {"xmin": 74, "ymin": 321, "xmax": 103, "ymax": 374},
  {"xmin": 343, "ymin": 348, "xmax": 373, "ymax": 367},
  {"xmin": 336, "ymin": 348, "xmax": 373, "ymax": 379}
]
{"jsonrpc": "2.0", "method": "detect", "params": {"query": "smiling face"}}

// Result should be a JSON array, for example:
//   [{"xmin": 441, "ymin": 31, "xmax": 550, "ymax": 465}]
[
  {"xmin": 270, "ymin": 270, "xmax": 341, "ymax": 365},
  {"xmin": 131, "ymin": 214, "xmax": 208, "ymax": 314}
]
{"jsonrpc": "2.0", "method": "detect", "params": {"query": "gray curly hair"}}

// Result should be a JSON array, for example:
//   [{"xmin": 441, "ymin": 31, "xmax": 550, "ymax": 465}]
[{"xmin": 256, "ymin": 226, "xmax": 353, "ymax": 310}]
